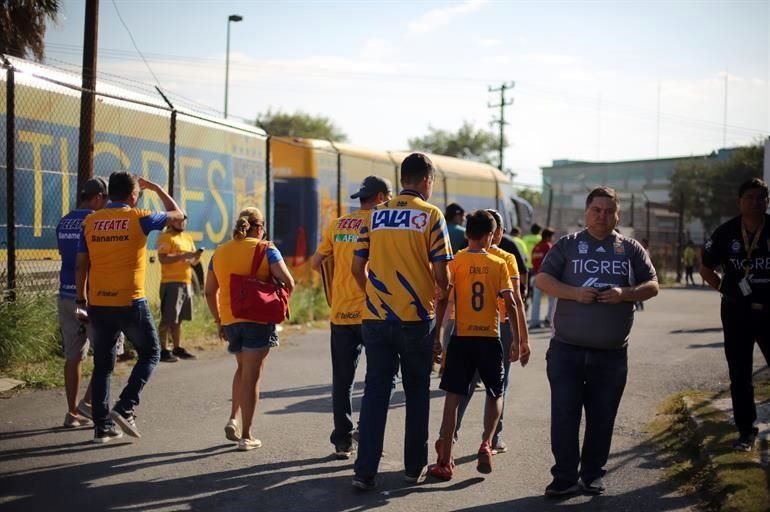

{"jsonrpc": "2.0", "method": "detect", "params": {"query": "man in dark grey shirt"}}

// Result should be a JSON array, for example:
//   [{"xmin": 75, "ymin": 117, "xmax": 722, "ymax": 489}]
[{"xmin": 536, "ymin": 186, "xmax": 658, "ymax": 498}]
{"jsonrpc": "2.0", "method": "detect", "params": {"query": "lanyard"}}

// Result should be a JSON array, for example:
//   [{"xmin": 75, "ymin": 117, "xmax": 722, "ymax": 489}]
[{"xmin": 741, "ymin": 217, "xmax": 766, "ymax": 277}]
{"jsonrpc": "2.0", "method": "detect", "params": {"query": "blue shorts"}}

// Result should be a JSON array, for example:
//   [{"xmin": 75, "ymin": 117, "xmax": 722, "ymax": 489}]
[{"xmin": 223, "ymin": 322, "xmax": 279, "ymax": 353}]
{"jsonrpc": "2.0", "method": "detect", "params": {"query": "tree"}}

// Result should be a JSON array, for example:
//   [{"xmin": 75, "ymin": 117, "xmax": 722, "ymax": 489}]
[
  {"xmin": 0, "ymin": 0, "xmax": 60, "ymax": 61},
  {"xmin": 516, "ymin": 188, "xmax": 544, "ymax": 207},
  {"xmin": 255, "ymin": 109, "xmax": 347, "ymax": 141},
  {"xmin": 670, "ymin": 144, "xmax": 764, "ymax": 234},
  {"xmin": 408, "ymin": 121, "xmax": 505, "ymax": 165}
]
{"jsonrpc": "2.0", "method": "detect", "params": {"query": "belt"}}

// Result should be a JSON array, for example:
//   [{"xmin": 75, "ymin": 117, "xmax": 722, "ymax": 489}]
[{"xmin": 750, "ymin": 303, "xmax": 770, "ymax": 311}]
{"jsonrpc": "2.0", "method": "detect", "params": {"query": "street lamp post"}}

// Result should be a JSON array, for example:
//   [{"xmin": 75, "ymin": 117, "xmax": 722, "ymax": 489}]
[{"xmin": 224, "ymin": 14, "xmax": 243, "ymax": 119}]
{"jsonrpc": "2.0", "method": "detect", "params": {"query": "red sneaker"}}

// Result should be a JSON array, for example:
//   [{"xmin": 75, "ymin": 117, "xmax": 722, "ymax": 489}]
[
  {"xmin": 477, "ymin": 442, "xmax": 493, "ymax": 474},
  {"xmin": 429, "ymin": 463, "xmax": 454, "ymax": 481}
]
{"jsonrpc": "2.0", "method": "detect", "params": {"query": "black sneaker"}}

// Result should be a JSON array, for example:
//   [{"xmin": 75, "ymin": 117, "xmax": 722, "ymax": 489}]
[
  {"xmin": 334, "ymin": 442, "xmax": 355, "ymax": 460},
  {"xmin": 172, "ymin": 347, "xmax": 196, "ymax": 360},
  {"xmin": 110, "ymin": 408, "xmax": 141, "ymax": 438},
  {"xmin": 160, "ymin": 349, "xmax": 178, "ymax": 363},
  {"xmin": 545, "ymin": 479, "xmax": 581, "ymax": 498},
  {"xmin": 93, "ymin": 426, "xmax": 124, "ymax": 444},
  {"xmin": 580, "ymin": 476, "xmax": 606, "ymax": 495},
  {"xmin": 733, "ymin": 427, "xmax": 759, "ymax": 452},
  {"xmin": 352, "ymin": 475, "xmax": 375, "ymax": 491},
  {"xmin": 403, "ymin": 466, "xmax": 428, "ymax": 484}
]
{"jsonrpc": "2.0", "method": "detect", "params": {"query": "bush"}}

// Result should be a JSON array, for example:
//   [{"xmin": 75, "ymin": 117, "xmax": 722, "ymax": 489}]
[
  {"xmin": 287, "ymin": 281, "xmax": 329, "ymax": 324},
  {"xmin": 0, "ymin": 293, "xmax": 62, "ymax": 385}
]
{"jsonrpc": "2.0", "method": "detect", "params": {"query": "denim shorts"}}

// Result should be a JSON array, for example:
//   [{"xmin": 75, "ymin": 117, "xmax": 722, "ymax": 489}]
[{"xmin": 223, "ymin": 322, "xmax": 279, "ymax": 353}]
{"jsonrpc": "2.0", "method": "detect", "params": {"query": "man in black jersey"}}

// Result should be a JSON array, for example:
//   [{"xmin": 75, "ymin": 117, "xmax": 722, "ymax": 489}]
[{"xmin": 701, "ymin": 177, "xmax": 770, "ymax": 452}]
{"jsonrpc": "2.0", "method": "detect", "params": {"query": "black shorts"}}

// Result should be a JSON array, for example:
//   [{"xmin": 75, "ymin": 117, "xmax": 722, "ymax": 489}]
[{"xmin": 439, "ymin": 336, "xmax": 505, "ymax": 398}]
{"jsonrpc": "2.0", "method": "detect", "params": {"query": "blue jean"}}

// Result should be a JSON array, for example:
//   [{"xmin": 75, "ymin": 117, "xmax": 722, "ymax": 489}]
[
  {"xmin": 531, "ymin": 273, "xmax": 555, "ymax": 325},
  {"xmin": 455, "ymin": 322, "xmax": 512, "ymax": 446},
  {"xmin": 546, "ymin": 338, "xmax": 627, "ymax": 485},
  {"xmin": 330, "ymin": 323, "xmax": 364, "ymax": 447},
  {"xmin": 90, "ymin": 300, "xmax": 161, "ymax": 430},
  {"xmin": 354, "ymin": 319, "xmax": 435, "ymax": 479}
]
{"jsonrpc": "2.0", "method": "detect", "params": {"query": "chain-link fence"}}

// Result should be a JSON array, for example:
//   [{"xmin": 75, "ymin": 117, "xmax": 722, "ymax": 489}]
[
  {"xmin": 535, "ymin": 198, "xmax": 688, "ymax": 283},
  {"xmin": 3, "ymin": 56, "xmax": 531, "ymax": 303},
  {"xmin": 1, "ymin": 55, "xmax": 268, "ymax": 302}
]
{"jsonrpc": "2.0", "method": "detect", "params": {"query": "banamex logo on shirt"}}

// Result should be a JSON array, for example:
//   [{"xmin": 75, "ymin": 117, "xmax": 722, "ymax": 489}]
[{"xmin": 371, "ymin": 209, "xmax": 428, "ymax": 231}]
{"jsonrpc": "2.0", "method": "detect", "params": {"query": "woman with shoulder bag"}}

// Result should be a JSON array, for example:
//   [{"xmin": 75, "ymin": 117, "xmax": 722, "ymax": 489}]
[{"xmin": 205, "ymin": 207, "xmax": 294, "ymax": 451}]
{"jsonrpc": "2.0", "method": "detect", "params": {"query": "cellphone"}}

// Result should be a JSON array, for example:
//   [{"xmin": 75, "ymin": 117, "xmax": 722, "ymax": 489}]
[{"xmin": 597, "ymin": 285, "xmax": 612, "ymax": 292}]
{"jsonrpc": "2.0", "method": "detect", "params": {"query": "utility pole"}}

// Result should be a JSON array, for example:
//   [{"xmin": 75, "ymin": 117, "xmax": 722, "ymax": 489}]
[
  {"xmin": 488, "ymin": 81, "xmax": 514, "ymax": 173},
  {"xmin": 77, "ymin": 0, "xmax": 99, "ymax": 195}
]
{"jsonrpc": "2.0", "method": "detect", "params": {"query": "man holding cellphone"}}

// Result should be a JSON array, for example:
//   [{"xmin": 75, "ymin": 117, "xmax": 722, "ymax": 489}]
[
  {"xmin": 157, "ymin": 217, "xmax": 201, "ymax": 362},
  {"xmin": 535, "ymin": 187, "xmax": 658, "ymax": 498}
]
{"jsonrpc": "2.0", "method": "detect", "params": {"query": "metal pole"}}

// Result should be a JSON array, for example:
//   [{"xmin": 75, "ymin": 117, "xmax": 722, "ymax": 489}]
[
  {"xmin": 498, "ymin": 86, "xmax": 505, "ymax": 172},
  {"xmin": 546, "ymin": 186, "xmax": 553, "ymax": 228},
  {"xmin": 488, "ymin": 82, "xmax": 514, "ymax": 172},
  {"xmin": 77, "ymin": 0, "xmax": 99, "ymax": 194},
  {"xmin": 5, "ymin": 62, "xmax": 16, "ymax": 301},
  {"xmin": 676, "ymin": 191, "xmax": 685, "ymax": 283},
  {"xmin": 224, "ymin": 15, "xmax": 242, "ymax": 119},
  {"xmin": 224, "ymin": 20, "xmax": 230, "ymax": 119},
  {"xmin": 336, "ymin": 151, "xmax": 342, "ymax": 217},
  {"xmin": 168, "ymin": 110, "xmax": 177, "ymax": 196},
  {"xmin": 154, "ymin": 86, "xmax": 176, "ymax": 196},
  {"xmin": 265, "ymin": 136, "xmax": 272, "ymax": 238},
  {"xmin": 630, "ymin": 193, "xmax": 635, "ymax": 227},
  {"xmin": 646, "ymin": 201, "xmax": 651, "ymax": 242}
]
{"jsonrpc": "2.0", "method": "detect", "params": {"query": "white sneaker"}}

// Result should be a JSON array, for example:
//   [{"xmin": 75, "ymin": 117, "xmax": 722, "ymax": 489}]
[
  {"xmin": 63, "ymin": 412, "xmax": 91, "ymax": 428},
  {"xmin": 77, "ymin": 400, "xmax": 92, "ymax": 420},
  {"xmin": 225, "ymin": 419, "xmax": 241, "ymax": 442},
  {"xmin": 237, "ymin": 438, "xmax": 262, "ymax": 451}
]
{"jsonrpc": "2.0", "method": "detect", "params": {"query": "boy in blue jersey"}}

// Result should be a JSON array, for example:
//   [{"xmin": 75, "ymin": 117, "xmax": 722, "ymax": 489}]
[{"xmin": 57, "ymin": 177, "xmax": 108, "ymax": 428}]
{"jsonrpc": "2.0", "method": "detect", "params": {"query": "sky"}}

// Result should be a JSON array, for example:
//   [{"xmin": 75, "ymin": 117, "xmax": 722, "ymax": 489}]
[{"xmin": 42, "ymin": 0, "xmax": 770, "ymax": 188}]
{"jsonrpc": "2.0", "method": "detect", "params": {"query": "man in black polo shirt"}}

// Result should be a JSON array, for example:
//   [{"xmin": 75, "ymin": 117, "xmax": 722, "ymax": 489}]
[{"xmin": 701, "ymin": 177, "xmax": 770, "ymax": 451}]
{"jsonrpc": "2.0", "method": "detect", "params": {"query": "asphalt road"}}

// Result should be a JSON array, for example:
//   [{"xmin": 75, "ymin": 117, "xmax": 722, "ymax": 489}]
[{"xmin": 1, "ymin": 288, "xmax": 762, "ymax": 512}]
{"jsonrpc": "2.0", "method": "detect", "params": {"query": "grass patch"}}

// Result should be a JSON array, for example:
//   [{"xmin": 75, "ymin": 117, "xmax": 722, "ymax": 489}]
[
  {"xmin": 0, "ymin": 293, "xmax": 64, "ymax": 388},
  {"xmin": 0, "ymin": 282, "xmax": 332, "ymax": 388},
  {"xmin": 287, "ymin": 281, "xmax": 330, "ymax": 325},
  {"xmin": 649, "ymin": 389, "xmax": 770, "ymax": 511}
]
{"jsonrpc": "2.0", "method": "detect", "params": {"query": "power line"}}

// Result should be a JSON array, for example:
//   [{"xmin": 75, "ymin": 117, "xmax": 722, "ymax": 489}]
[
  {"xmin": 43, "ymin": 42, "xmax": 769, "ymax": 137},
  {"xmin": 110, "ymin": 0, "xmax": 163, "ymax": 89}
]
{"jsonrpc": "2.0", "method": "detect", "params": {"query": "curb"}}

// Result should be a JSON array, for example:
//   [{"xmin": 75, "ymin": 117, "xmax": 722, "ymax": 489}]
[{"xmin": 683, "ymin": 395, "xmax": 770, "ymax": 468}]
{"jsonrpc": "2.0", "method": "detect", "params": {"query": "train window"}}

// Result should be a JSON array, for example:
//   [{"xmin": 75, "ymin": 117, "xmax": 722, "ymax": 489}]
[{"xmin": 273, "ymin": 204, "xmax": 291, "ymax": 245}]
